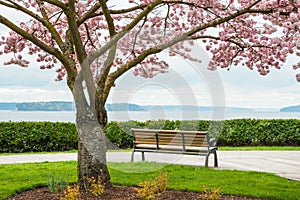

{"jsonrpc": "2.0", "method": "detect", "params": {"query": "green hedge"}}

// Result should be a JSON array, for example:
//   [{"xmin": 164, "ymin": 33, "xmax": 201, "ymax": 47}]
[
  {"xmin": 106, "ymin": 119, "xmax": 300, "ymax": 148},
  {"xmin": 0, "ymin": 122, "xmax": 77, "ymax": 153},
  {"xmin": 0, "ymin": 119, "xmax": 299, "ymax": 153},
  {"xmin": 217, "ymin": 119, "xmax": 300, "ymax": 146}
]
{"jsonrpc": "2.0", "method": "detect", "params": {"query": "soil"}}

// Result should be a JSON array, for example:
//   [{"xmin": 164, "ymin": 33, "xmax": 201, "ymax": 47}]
[{"xmin": 7, "ymin": 186, "xmax": 267, "ymax": 200}]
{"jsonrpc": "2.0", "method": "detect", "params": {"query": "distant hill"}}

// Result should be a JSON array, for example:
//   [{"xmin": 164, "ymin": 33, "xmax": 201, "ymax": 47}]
[
  {"xmin": 280, "ymin": 105, "xmax": 300, "ymax": 112},
  {"xmin": 16, "ymin": 101, "xmax": 74, "ymax": 111},
  {"xmin": 0, "ymin": 101, "xmax": 144, "ymax": 111},
  {"xmin": 16, "ymin": 102, "xmax": 145, "ymax": 111}
]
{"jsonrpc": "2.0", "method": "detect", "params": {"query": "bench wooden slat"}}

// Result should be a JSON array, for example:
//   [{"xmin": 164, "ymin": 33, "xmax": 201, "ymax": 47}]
[
  {"xmin": 135, "ymin": 144, "xmax": 157, "ymax": 149},
  {"xmin": 185, "ymin": 139, "xmax": 206, "ymax": 143},
  {"xmin": 135, "ymin": 134, "xmax": 156, "ymax": 138},
  {"xmin": 135, "ymin": 136, "xmax": 156, "ymax": 140},
  {"xmin": 188, "ymin": 142, "xmax": 208, "ymax": 147},
  {"xmin": 184, "ymin": 134, "xmax": 207, "ymax": 139},
  {"xmin": 158, "ymin": 142, "xmax": 183, "ymax": 145},
  {"xmin": 158, "ymin": 138, "xmax": 182, "ymax": 142},
  {"xmin": 135, "ymin": 140, "xmax": 157, "ymax": 145}
]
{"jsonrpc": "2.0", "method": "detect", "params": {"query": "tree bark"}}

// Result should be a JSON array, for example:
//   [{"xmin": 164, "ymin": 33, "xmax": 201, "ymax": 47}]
[{"xmin": 75, "ymin": 99, "xmax": 111, "ymax": 189}]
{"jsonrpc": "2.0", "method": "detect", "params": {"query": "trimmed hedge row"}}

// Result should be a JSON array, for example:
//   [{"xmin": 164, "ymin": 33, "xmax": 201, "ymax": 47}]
[
  {"xmin": 106, "ymin": 119, "xmax": 300, "ymax": 148},
  {"xmin": 0, "ymin": 119, "xmax": 299, "ymax": 152},
  {"xmin": 217, "ymin": 119, "xmax": 300, "ymax": 146},
  {"xmin": 0, "ymin": 122, "xmax": 77, "ymax": 153}
]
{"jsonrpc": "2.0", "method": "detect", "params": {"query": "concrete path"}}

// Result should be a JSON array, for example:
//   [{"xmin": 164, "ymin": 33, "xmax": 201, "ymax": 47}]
[{"xmin": 0, "ymin": 151, "xmax": 299, "ymax": 182}]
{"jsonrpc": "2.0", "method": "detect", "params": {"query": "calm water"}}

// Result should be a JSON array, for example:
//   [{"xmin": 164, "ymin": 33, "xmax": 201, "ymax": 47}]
[{"xmin": 0, "ymin": 110, "xmax": 300, "ymax": 122}]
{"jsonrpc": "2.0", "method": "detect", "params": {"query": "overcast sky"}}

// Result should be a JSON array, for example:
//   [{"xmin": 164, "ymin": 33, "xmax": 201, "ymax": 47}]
[{"xmin": 0, "ymin": 4, "xmax": 299, "ymax": 109}]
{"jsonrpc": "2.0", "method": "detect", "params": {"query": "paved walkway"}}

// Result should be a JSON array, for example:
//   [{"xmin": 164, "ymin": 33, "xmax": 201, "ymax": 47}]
[{"xmin": 0, "ymin": 151, "xmax": 299, "ymax": 181}]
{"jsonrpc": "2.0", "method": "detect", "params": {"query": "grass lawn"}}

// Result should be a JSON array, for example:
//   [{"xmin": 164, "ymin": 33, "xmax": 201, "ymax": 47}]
[{"xmin": 0, "ymin": 161, "xmax": 299, "ymax": 200}]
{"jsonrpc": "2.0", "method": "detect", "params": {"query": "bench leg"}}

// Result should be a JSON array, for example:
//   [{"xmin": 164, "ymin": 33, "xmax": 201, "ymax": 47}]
[
  {"xmin": 142, "ymin": 152, "xmax": 145, "ymax": 161},
  {"xmin": 214, "ymin": 151, "xmax": 218, "ymax": 167},
  {"xmin": 131, "ymin": 150, "xmax": 134, "ymax": 162},
  {"xmin": 205, "ymin": 155, "xmax": 209, "ymax": 167}
]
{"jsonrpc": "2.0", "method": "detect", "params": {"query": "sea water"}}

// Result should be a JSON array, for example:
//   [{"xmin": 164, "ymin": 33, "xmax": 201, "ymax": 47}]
[{"xmin": 0, "ymin": 110, "xmax": 299, "ymax": 122}]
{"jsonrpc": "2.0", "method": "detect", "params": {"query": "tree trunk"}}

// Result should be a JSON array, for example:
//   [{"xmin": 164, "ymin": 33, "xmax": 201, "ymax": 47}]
[{"xmin": 75, "ymin": 104, "xmax": 111, "ymax": 189}]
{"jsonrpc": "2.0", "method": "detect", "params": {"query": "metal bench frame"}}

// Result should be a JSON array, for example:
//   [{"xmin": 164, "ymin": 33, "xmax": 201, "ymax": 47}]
[{"xmin": 131, "ymin": 129, "xmax": 218, "ymax": 167}]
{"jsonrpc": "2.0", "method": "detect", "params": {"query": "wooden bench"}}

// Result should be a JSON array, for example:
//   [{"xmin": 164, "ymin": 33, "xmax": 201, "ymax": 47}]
[{"xmin": 131, "ymin": 129, "xmax": 218, "ymax": 167}]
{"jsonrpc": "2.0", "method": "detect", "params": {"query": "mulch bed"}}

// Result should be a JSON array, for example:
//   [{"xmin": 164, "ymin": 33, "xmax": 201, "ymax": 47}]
[{"xmin": 7, "ymin": 186, "xmax": 268, "ymax": 200}]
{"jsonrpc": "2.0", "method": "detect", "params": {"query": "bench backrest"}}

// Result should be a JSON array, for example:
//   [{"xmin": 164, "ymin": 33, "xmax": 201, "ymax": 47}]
[{"xmin": 131, "ymin": 129, "xmax": 210, "ymax": 149}]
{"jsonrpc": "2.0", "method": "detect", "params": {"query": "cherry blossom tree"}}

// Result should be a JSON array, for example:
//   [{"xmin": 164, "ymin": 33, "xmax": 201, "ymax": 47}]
[{"xmin": 0, "ymin": 0, "xmax": 299, "ymax": 188}]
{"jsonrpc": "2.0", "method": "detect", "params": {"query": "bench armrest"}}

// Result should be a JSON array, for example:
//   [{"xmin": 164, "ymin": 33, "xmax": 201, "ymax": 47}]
[{"xmin": 210, "ymin": 138, "xmax": 218, "ymax": 147}]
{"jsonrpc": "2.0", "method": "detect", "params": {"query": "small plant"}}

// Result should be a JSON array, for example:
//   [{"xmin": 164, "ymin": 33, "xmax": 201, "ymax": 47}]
[
  {"xmin": 135, "ymin": 171, "xmax": 168, "ymax": 200},
  {"xmin": 60, "ymin": 185, "xmax": 80, "ymax": 200},
  {"xmin": 199, "ymin": 185, "xmax": 221, "ymax": 200},
  {"xmin": 47, "ymin": 173, "xmax": 68, "ymax": 192},
  {"xmin": 153, "ymin": 171, "xmax": 168, "ymax": 194},
  {"xmin": 86, "ymin": 176, "xmax": 105, "ymax": 197},
  {"xmin": 136, "ymin": 179, "xmax": 155, "ymax": 200}
]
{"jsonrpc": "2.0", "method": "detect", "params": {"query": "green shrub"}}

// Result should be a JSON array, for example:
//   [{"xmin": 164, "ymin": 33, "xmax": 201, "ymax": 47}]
[
  {"xmin": 106, "ymin": 121, "xmax": 133, "ymax": 149},
  {"xmin": 0, "ymin": 119, "xmax": 299, "ymax": 153},
  {"xmin": 218, "ymin": 119, "xmax": 300, "ymax": 146},
  {"xmin": 0, "ymin": 122, "xmax": 77, "ymax": 153},
  {"xmin": 107, "ymin": 119, "xmax": 300, "ymax": 148}
]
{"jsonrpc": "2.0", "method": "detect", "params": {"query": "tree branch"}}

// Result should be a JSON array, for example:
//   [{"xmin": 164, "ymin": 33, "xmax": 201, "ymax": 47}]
[
  {"xmin": 36, "ymin": 0, "xmax": 65, "ymax": 51},
  {"xmin": 78, "ymin": 3, "xmax": 148, "ymax": 24},
  {"xmin": 99, "ymin": 1, "xmax": 116, "ymax": 36},
  {"xmin": 83, "ymin": 23, "xmax": 96, "ymax": 49},
  {"xmin": 66, "ymin": 0, "xmax": 87, "ymax": 64},
  {"xmin": 190, "ymin": 35, "xmax": 245, "ymax": 49},
  {"xmin": 96, "ymin": 1, "xmax": 118, "ymax": 104},
  {"xmin": 78, "ymin": 2, "xmax": 101, "ymax": 26},
  {"xmin": 78, "ymin": 1, "xmax": 167, "ymax": 26},
  {"xmin": 40, "ymin": 0, "xmax": 67, "ymax": 10}
]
